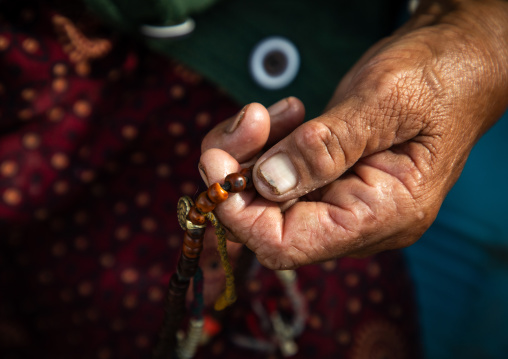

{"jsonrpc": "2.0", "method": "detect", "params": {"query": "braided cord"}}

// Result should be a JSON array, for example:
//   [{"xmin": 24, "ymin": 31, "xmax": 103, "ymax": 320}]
[{"xmin": 205, "ymin": 211, "xmax": 237, "ymax": 311}]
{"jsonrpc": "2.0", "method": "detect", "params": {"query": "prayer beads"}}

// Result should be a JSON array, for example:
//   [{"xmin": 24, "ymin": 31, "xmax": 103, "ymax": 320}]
[
  {"xmin": 154, "ymin": 167, "xmax": 253, "ymax": 359},
  {"xmin": 179, "ymin": 168, "xmax": 252, "ymax": 259}
]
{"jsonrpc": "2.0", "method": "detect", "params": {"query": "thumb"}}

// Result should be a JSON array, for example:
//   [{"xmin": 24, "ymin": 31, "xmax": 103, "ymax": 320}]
[{"xmin": 252, "ymin": 76, "xmax": 426, "ymax": 201}]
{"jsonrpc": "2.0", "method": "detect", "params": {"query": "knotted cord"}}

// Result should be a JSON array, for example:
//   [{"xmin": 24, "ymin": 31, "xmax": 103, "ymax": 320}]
[{"xmin": 205, "ymin": 211, "xmax": 237, "ymax": 311}]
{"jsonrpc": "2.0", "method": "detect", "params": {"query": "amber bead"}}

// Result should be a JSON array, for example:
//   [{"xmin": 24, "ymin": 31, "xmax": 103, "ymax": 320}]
[
  {"xmin": 183, "ymin": 231, "xmax": 203, "ymax": 249},
  {"xmin": 207, "ymin": 182, "xmax": 229, "ymax": 203},
  {"xmin": 187, "ymin": 206, "xmax": 205, "ymax": 225},
  {"xmin": 182, "ymin": 232, "xmax": 203, "ymax": 258},
  {"xmin": 225, "ymin": 173, "xmax": 246, "ymax": 193},
  {"xmin": 240, "ymin": 167, "xmax": 253, "ymax": 190},
  {"xmin": 182, "ymin": 244, "xmax": 202, "ymax": 259},
  {"xmin": 195, "ymin": 192, "xmax": 216, "ymax": 213}
]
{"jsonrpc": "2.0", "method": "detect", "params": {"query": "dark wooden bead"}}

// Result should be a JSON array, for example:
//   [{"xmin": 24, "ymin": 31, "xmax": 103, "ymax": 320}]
[
  {"xmin": 240, "ymin": 167, "xmax": 254, "ymax": 189},
  {"xmin": 167, "ymin": 275, "xmax": 189, "ymax": 301},
  {"xmin": 186, "ymin": 226, "xmax": 205, "ymax": 239},
  {"xmin": 225, "ymin": 173, "xmax": 246, "ymax": 193},
  {"xmin": 207, "ymin": 182, "xmax": 229, "ymax": 203},
  {"xmin": 187, "ymin": 206, "xmax": 205, "ymax": 225},
  {"xmin": 195, "ymin": 192, "xmax": 216, "ymax": 213},
  {"xmin": 177, "ymin": 255, "xmax": 200, "ymax": 280},
  {"xmin": 220, "ymin": 181, "xmax": 231, "ymax": 192}
]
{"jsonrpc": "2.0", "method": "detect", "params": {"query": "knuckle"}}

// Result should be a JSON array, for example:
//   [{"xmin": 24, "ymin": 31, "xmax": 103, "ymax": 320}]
[
  {"xmin": 255, "ymin": 239, "xmax": 303, "ymax": 270},
  {"xmin": 293, "ymin": 121, "xmax": 342, "ymax": 180},
  {"xmin": 257, "ymin": 247, "xmax": 288, "ymax": 270},
  {"xmin": 257, "ymin": 255, "xmax": 283, "ymax": 270}
]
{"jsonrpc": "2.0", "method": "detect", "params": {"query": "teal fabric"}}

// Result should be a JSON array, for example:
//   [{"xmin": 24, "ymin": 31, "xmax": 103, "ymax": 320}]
[{"xmin": 404, "ymin": 112, "xmax": 508, "ymax": 359}]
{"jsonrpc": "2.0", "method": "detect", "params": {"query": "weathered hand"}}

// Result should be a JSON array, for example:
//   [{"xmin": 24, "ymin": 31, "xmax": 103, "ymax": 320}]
[
  {"xmin": 197, "ymin": 98, "xmax": 305, "ymax": 304},
  {"xmin": 201, "ymin": 0, "xmax": 508, "ymax": 269}
]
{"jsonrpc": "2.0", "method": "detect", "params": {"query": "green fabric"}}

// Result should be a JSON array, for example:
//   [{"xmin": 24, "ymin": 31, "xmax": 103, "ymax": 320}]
[
  {"xmin": 84, "ymin": 0, "xmax": 221, "ymax": 32},
  {"xmin": 144, "ymin": 0, "xmax": 397, "ymax": 118},
  {"xmin": 85, "ymin": 0, "xmax": 399, "ymax": 118}
]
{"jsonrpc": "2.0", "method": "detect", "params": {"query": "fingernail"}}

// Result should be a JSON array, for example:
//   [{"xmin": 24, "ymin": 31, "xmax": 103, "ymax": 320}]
[
  {"xmin": 267, "ymin": 98, "xmax": 289, "ymax": 117},
  {"xmin": 258, "ymin": 153, "xmax": 297, "ymax": 195},
  {"xmin": 227, "ymin": 105, "xmax": 249, "ymax": 133},
  {"xmin": 198, "ymin": 163, "xmax": 209, "ymax": 186}
]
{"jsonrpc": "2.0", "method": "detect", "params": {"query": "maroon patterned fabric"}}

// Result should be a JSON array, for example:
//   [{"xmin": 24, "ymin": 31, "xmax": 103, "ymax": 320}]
[{"xmin": 0, "ymin": 2, "xmax": 421, "ymax": 359}]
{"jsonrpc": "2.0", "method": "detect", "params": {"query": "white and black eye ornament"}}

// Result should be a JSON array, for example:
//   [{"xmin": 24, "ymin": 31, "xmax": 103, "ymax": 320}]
[{"xmin": 249, "ymin": 36, "xmax": 300, "ymax": 90}]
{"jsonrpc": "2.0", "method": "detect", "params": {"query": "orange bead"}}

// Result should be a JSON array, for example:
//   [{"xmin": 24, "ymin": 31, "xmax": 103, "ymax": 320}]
[
  {"xmin": 195, "ymin": 192, "xmax": 216, "ymax": 213},
  {"xmin": 225, "ymin": 173, "xmax": 246, "ymax": 193},
  {"xmin": 187, "ymin": 206, "xmax": 205, "ymax": 225},
  {"xmin": 182, "ymin": 231, "xmax": 203, "ymax": 259},
  {"xmin": 183, "ymin": 231, "xmax": 203, "ymax": 249},
  {"xmin": 207, "ymin": 182, "xmax": 228, "ymax": 203},
  {"xmin": 182, "ymin": 244, "xmax": 202, "ymax": 259}
]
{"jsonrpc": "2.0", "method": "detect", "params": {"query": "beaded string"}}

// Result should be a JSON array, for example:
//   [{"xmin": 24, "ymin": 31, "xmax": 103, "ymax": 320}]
[
  {"xmin": 204, "ymin": 211, "xmax": 236, "ymax": 311},
  {"xmin": 153, "ymin": 167, "xmax": 253, "ymax": 359}
]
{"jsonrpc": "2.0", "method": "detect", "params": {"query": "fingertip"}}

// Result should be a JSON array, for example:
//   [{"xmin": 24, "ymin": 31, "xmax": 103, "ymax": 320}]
[
  {"xmin": 199, "ymin": 148, "xmax": 242, "ymax": 185},
  {"xmin": 286, "ymin": 96, "xmax": 305, "ymax": 117},
  {"xmin": 201, "ymin": 102, "xmax": 271, "ymax": 163},
  {"xmin": 247, "ymin": 102, "xmax": 271, "ymax": 121},
  {"xmin": 227, "ymin": 103, "xmax": 269, "ymax": 133},
  {"xmin": 240, "ymin": 103, "xmax": 271, "ymax": 137},
  {"xmin": 267, "ymin": 97, "xmax": 304, "ymax": 117},
  {"xmin": 253, "ymin": 151, "xmax": 299, "ymax": 201}
]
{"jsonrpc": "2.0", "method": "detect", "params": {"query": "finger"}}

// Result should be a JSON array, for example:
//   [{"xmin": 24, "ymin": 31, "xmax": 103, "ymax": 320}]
[
  {"xmin": 201, "ymin": 98, "xmax": 305, "ymax": 163},
  {"xmin": 201, "ymin": 103, "xmax": 270, "ymax": 164},
  {"xmin": 199, "ymin": 148, "xmax": 285, "ymax": 265},
  {"xmin": 266, "ymin": 97, "xmax": 306, "ymax": 145},
  {"xmin": 199, "ymin": 148, "xmax": 405, "ymax": 269},
  {"xmin": 201, "ymin": 148, "xmax": 430, "ymax": 270},
  {"xmin": 200, "ymin": 148, "xmax": 349, "ymax": 269},
  {"xmin": 319, "ymin": 143, "xmax": 439, "ymax": 257},
  {"xmin": 252, "ymin": 56, "xmax": 429, "ymax": 202}
]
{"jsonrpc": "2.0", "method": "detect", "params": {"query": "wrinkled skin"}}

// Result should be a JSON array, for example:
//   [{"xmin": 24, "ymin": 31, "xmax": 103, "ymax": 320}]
[{"xmin": 199, "ymin": 0, "xmax": 508, "ymax": 270}]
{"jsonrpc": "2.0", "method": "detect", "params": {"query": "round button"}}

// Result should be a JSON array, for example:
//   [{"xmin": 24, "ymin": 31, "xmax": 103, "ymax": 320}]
[{"xmin": 249, "ymin": 37, "xmax": 300, "ymax": 90}]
